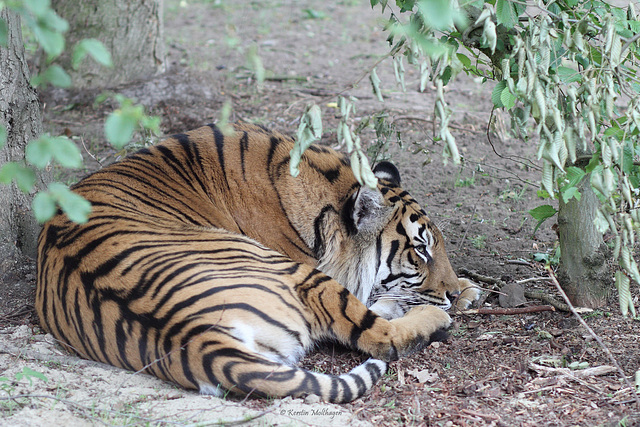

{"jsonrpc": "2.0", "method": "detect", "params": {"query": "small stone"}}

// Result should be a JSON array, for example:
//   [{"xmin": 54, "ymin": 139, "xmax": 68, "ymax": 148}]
[
  {"xmin": 498, "ymin": 283, "xmax": 526, "ymax": 308},
  {"xmin": 304, "ymin": 394, "xmax": 320, "ymax": 404}
]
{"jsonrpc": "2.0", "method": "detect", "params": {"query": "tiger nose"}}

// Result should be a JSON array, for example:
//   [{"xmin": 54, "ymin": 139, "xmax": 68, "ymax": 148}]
[{"xmin": 446, "ymin": 291, "xmax": 460, "ymax": 301}]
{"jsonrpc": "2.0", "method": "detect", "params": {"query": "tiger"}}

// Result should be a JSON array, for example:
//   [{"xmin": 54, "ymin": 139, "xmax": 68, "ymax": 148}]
[{"xmin": 36, "ymin": 122, "xmax": 478, "ymax": 403}]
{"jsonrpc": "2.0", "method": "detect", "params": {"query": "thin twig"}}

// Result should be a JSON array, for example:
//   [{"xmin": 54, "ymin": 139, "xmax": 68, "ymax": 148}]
[
  {"xmin": 621, "ymin": 31, "xmax": 640, "ymax": 56},
  {"xmin": 391, "ymin": 116, "xmax": 482, "ymax": 134},
  {"xmin": 546, "ymin": 266, "xmax": 640, "ymax": 411},
  {"xmin": 516, "ymin": 277, "xmax": 549, "ymax": 284},
  {"xmin": 507, "ymin": 259, "xmax": 533, "ymax": 267},
  {"xmin": 456, "ymin": 195, "xmax": 483, "ymax": 252},
  {"xmin": 486, "ymin": 107, "xmax": 541, "ymax": 171},
  {"xmin": 458, "ymin": 267, "xmax": 505, "ymax": 287},
  {"xmin": 80, "ymin": 136, "xmax": 103, "ymax": 167},
  {"xmin": 462, "ymin": 305, "xmax": 555, "ymax": 315}
]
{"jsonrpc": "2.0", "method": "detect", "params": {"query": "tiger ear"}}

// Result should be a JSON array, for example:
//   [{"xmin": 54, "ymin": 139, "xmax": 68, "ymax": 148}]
[
  {"xmin": 343, "ymin": 186, "xmax": 390, "ymax": 235},
  {"xmin": 373, "ymin": 161, "xmax": 401, "ymax": 186}
]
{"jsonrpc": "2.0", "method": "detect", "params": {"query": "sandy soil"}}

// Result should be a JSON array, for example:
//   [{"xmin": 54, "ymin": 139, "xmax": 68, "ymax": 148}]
[{"xmin": 1, "ymin": 1, "xmax": 639, "ymax": 425}]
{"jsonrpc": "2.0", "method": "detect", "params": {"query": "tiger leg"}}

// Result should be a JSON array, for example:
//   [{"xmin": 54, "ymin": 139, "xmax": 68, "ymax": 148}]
[
  {"xmin": 297, "ymin": 272, "xmax": 451, "ymax": 362},
  {"xmin": 186, "ymin": 334, "xmax": 387, "ymax": 403}
]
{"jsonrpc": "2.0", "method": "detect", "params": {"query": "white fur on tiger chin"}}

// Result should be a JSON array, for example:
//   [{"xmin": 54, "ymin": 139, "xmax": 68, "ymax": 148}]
[{"xmin": 317, "ymin": 239, "xmax": 379, "ymax": 305}]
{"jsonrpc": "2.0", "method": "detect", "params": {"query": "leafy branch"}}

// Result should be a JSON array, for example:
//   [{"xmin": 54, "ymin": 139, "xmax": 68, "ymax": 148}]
[{"xmin": 0, "ymin": 1, "xmax": 159, "ymax": 224}]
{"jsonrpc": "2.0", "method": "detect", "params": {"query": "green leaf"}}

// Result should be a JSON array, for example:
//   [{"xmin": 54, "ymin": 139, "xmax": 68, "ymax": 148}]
[
  {"xmin": 49, "ymin": 183, "xmax": 91, "ymax": 223},
  {"xmin": 33, "ymin": 25, "xmax": 65, "ymax": 57},
  {"xmin": 370, "ymin": 67, "xmax": 384, "ymax": 102},
  {"xmin": 40, "ymin": 8, "xmax": 69, "ymax": 33},
  {"xmin": 397, "ymin": 0, "xmax": 416, "ymax": 13},
  {"xmin": 140, "ymin": 115, "xmax": 161, "ymax": 134},
  {"xmin": 24, "ymin": 0, "xmax": 53, "ymax": 18},
  {"xmin": 500, "ymin": 85, "xmax": 516, "ymax": 109},
  {"xmin": 496, "ymin": 0, "xmax": 517, "ymax": 29},
  {"xmin": 302, "ymin": 8, "xmax": 327, "ymax": 19},
  {"xmin": 25, "ymin": 137, "xmax": 53, "ymax": 169},
  {"xmin": 0, "ymin": 125, "xmax": 6, "ymax": 148},
  {"xmin": 416, "ymin": 0, "xmax": 465, "ymax": 31},
  {"xmin": 15, "ymin": 167, "xmax": 36, "ymax": 193},
  {"xmin": 561, "ymin": 186, "xmax": 581, "ymax": 203},
  {"xmin": 105, "ymin": 111, "xmax": 137, "ymax": 148},
  {"xmin": 491, "ymin": 80, "xmax": 507, "ymax": 108},
  {"xmin": 441, "ymin": 65, "xmax": 452, "ymax": 86},
  {"xmin": 556, "ymin": 66, "xmax": 581, "ymax": 83},
  {"xmin": 290, "ymin": 104, "xmax": 323, "ymax": 177},
  {"xmin": 585, "ymin": 152, "xmax": 600, "ymax": 174},
  {"xmin": 0, "ymin": 163, "xmax": 36, "ymax": 193},
  {"xmin": 32, "ymin": 64, "xmax": 72, "ymax": 88},
  {"xmin": 603, "ymin": 126, "xmax": 624, "ymax": 140},
  {"xmin": 51, "ymin": 137, "xmax": 83, "ymax": 168},
  {"xmin": 72, "ymin": 38, "xmax": 113, "ymax": 69},
  {"xmin": 32, "ymin": 192, "xmax": 57, "ymax": 223},
  {"xmin": 529, "ymin": 204, "xmax": 558, "ymax": 234},
  {"xmin": 564, "ymin": 166, "xmax": 586, "ymax": 188},
  {"xmin": 0, "ymin": 18, "xmax": 7, "ymax": 46},
  {"xmin": 456, "ymin": 53, "xmax": 471, "ymax": 68},
  {"xmin": 622, "ymin": 143, "xmax": 634, "ymax": 174},
  {"xmin": 20, "ymin": 367, "xmax": 48, "ymax": 383}
]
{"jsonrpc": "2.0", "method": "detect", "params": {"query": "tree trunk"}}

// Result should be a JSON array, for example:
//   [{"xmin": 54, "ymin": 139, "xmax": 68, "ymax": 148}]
[
  {"xmin": 0, "ymin": 9, "xmax": 48, "ymax": 260},
  {"xmin": 556, "ymin": 176, "xmax": 610, "ymax": 307},
  {"xmin": 51, "ymin": 0, "xmax": 165, "ymax": 88}
]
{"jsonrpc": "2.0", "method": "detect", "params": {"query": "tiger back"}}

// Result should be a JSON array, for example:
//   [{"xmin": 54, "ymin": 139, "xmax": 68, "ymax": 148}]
[{"xmin": 36, "ymin": 123, "xmax": 477, "ymax": 403}]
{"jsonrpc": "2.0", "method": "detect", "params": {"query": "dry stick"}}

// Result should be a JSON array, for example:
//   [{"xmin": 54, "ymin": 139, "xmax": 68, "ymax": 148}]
[
  {"xmin": 462, "ymin": 305, "xmax": 555, "ymax": 315},
  {"xmin": 456, "ymin": 197, "xmax": 482, "ymax": 252},
  {"xmin": 516, "ymin": 277, "xmax": 549, "ymax": 284},
  {"xmin": 546, "ymin": 266, "xmax": 640, "ymax": 411},
  {"xmin": 459, "ymin": 409, "xmax": 500, "ymax": 421}
]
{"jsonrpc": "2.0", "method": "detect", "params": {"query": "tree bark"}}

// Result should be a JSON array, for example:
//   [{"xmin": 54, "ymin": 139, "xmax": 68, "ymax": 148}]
[
  {"xmin": 50, "ymin": 0, "xmax": 165, "ymax": 88},
  {"xmin": 556, "ymin": 176, "xmax": 610, "ymax": 307},
  {"xmin": 0, "ymin": 9, "xmax": 48, "ymax": 260}
]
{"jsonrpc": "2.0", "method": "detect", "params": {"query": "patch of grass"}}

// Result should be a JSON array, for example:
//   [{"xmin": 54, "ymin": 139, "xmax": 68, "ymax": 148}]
[
  {"xmin": 384, "ymin": 367, "xmax": 397, "ymax": 380},
  {"xmin": 383, "ymin": 398, "xmax": 396, "ymax": 409},
  {"xmin": 471, "ymin": 234, "xmax": 487, "ymax": 250},
  {"xmin": 499, "ymin": 185, "xmax": 527, "ymax": 202},
  {"xmin": 455, "ymin": 172, "xmax": 476, "ymax": 188},
  {"xmin": 581, "ymin": 310, "xmax": 612, "ymax": 319},
  {"xmin": 0, "ymin": 367, "xmax": 49, "ymax": 417},
  {"xmin": 533, "ymin": 245, "xmax": 561, "ymax": 266}
]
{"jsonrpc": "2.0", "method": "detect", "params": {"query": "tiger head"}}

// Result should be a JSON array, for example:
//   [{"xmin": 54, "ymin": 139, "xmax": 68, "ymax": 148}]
[{"xmin": 318, "ymin": 161, "xmax": 478, "ymax": 320}]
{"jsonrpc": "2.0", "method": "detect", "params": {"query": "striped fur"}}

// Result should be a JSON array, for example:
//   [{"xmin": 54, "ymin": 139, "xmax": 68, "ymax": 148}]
[{"xmin": 36, "ymin": 123, "xmax": 476, "ymax": 403}]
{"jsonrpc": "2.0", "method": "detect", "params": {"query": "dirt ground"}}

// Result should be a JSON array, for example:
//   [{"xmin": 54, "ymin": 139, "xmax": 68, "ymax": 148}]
[{"xmin": 2, "ymin": 0, "xmax": 640, "ymax": 425}]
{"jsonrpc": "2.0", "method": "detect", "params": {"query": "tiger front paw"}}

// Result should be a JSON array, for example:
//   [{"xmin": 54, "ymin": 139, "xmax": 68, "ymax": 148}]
[
  {"xmin": 455, "ymin": 278, "xmax": 481, "ymax": 310},
  {"xmin": 380, "ymin": 305, "xmax": 451, "ymax": 361}
]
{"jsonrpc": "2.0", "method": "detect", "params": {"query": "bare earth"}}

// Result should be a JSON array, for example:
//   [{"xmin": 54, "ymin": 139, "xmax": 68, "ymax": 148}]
[{"xmin": 1, "ymin": 1, "xmax": 639, "ymax": 425}]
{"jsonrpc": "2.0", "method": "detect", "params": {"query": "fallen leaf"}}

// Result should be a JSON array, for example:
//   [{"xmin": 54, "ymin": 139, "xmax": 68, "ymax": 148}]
[{"xmin": 406, "ymin": 369, "xmax": 439, "ymax": 383}]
